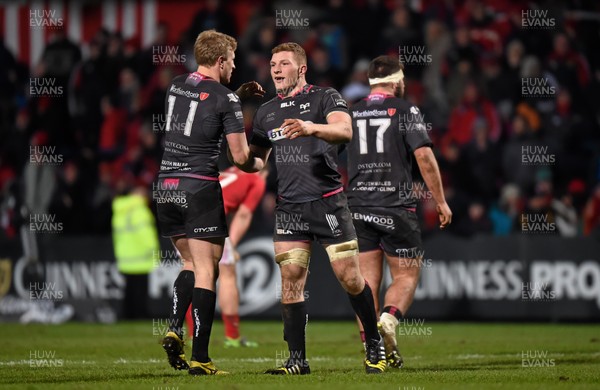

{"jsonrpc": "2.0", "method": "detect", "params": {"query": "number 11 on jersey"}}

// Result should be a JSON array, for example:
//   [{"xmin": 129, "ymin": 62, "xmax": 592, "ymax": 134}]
[{"xmin": 166, "ymin": 95, "xmax": 199, "ymax": 136}]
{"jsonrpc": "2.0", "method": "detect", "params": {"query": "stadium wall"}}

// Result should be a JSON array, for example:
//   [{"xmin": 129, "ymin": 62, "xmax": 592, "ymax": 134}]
[{"xmin": 0, "ymin": 235, "xmax": 599, "ymax": 322}]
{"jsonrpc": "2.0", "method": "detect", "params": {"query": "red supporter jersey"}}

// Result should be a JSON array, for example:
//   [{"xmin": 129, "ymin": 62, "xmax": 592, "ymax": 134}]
[{"xmin": 219, "ymin": 166, "xmax": 266, "ymax": 215}]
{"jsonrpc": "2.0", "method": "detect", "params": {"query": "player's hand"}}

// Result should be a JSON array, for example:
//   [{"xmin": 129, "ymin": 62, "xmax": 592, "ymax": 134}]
[
  {"xmin": 233, "ymin": 249, "xmax": 241, "ymax": 263},
  {"xmin": 235, "ymin": 81, "xmax": 265, "ymax": 101},
  {"xmin": 436, "ymin": 202, "xmax": 452, "ymax": 229},
  {"xmin": 281, "ymin": 118, "xmax": 313, "ymax": 139}
]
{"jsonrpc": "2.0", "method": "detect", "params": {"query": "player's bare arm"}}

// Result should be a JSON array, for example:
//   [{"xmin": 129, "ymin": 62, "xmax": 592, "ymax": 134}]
[
  {"xmin": 281, "ymin": 111, "xmax": 352, "ymax": 144},
  {"xmin": 235, "ymin": 143, "xmax": 271, "ymax": 173},
  {"xmin": 226, "ymin": 134, "xmax": 268, "ymax": 173},
  {"xmin": 413, "ymin": 146, "xmax": 452, "ymax": 228},
  {"xmin": 227, "ymin": 204, "xmax": 253, "ymax": 247},
  {"xmin": 226, "ymin": 132, "xmax": 252, "ymax": 167}
]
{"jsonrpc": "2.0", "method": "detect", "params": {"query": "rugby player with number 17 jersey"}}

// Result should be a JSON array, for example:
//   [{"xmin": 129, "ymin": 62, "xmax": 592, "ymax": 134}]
[
  {"xmin": 248, "ymin": 42, "xmax": 387, "ymax": 375},
  {"xmin": 347, "ymin": 55, "xmax": 452, "ymax": 368}
]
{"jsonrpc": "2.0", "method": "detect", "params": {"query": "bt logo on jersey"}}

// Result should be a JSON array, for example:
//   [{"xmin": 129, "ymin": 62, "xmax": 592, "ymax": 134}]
[{"xmin": 268, "ymin": 128, "xmax": 286, "ymax": 141}]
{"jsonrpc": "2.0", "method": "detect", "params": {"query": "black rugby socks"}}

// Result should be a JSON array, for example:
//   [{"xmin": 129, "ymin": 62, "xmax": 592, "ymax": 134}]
[
  {"xmin": 168, "ymin": 270, "xmax": 194, "ymax": 338},
  {"xmin": 348, "ymin": 282, "xmax": 380, "ymax": 344},
  {"xmin": 281, "ymin": 302, "xmax": 308, "ymax": 365},
  {"xmin": 190, "ymin": 288, "xmax": 216, "ymax": 363}
]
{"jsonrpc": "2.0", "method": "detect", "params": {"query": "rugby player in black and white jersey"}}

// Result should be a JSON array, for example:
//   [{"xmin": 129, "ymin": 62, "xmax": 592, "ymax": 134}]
[
  {"xmin": 247, "ymin": 43, "xmax": 386, "ymax": 375},
  {"xmin": 347, "ymin": 55, "xmax": 452, "ymax": 368},
  {"xmin": 156, "ymin": 30, "xmax": 265, "ymax": 376}
]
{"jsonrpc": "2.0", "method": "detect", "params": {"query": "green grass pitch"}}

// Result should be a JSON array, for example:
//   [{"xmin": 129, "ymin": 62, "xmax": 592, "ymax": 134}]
[{"xmin": 0, "ymin": 321, "xmax": 598, "ymax": 389}]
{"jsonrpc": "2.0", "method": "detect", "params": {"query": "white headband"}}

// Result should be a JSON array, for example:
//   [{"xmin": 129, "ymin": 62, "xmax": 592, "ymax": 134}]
[{"xmin": 368, "ymin": 69, "xmax": 404, "ymax": 86}]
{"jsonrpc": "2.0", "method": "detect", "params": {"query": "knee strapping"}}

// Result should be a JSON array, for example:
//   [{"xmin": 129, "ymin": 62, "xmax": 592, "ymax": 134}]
[
  {"xmin": 275, "ymin": 248, "xmax": 311, "ymax": 268},
  {"xmin": 326, "ymin": 239, "xmax": 358, "ymax": 262}
]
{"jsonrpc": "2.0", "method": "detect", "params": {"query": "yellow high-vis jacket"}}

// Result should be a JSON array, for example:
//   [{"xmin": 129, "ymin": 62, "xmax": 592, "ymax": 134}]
[{"xmin": 112, "ymin": 193, "xmax": 158, "ymax": 274}]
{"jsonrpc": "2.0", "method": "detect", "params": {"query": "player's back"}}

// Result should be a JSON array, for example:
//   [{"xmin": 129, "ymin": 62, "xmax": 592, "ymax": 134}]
[
  {"xmin": 219, "ymin": 166, "xmax": 266, "ymax": 214},
  {"xmin": 346, "ymin": 93, "xmax": 431, "ymax": 208},
  {"xmin": 159, "ymin": 72, "xmax": 244, "ymax": 179}
]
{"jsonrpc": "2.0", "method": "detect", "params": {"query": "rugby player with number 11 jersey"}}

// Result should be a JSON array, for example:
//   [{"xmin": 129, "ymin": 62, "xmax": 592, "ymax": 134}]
[{"xmin": 156, "ymin": 30, "xmax": 265, "ymax": 376}]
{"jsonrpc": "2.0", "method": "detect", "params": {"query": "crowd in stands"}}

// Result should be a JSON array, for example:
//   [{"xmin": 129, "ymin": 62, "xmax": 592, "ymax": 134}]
[{"xmin": 1, "ymin": 0, "xmax": 600, "ymax": 239}]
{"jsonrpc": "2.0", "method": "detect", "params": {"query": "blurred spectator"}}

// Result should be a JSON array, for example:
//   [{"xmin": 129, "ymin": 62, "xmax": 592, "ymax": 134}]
[
  {"xmin": 317, "ymin": 21, "xmax": 347, "ymax": 71},
  {"xmin": 341, "ymin": 59, "xmax": 370, "ymax": 104},
  {"xmin": 104, "ymin": 33, "xmax": 126, "ymax": 95},
  {"xmin": 502, "ymin": 114, "xmax": 540, "ymax": 194},
  {"xmin": 187, "ymin": 0, "xmax": 236, "ymax": 39},
  {"xmin": 117, "ymin": 68, "xmax": 141, "ymax": 115},
  {"xmin": 381, "ymin": 7, "xmax": 419, "ymax": 55},
  {"xmin": 1, "ymin": 109, "xmax": 31, "ymax": 175},
  {"xmin": 547, "ymin": 33, "xmax": 591, "ymax": 98},
  {"xmin": 112, "ymin": 185, "xmax": 158, "ymax": 319},
  {"xmin": 490, "ymin": 184, "xmax": 522, "ymax": 235},
  {"xmin": 552, "ymin": 192, "xmax": 578, "ymax": 237},
  {"xmin": 520, "ymin": 55, "xmax": 559, "ymax": 115},
  {"xmin": 445, "ymin": 25, "xmax": 479, "ymax": 74},
  {"xmin": 246, "ymin": 18, "xmax": 277, "ymax": 59},
  {"xmin": 322, "ymin": 0, "xmax": 355, "ymax": 55},
  {"xmin": 24, "ymin": 132, "xmax": 56, "ymax": 215},
  {"xmin": 462, "ymin": 118, "xmax": 501, "ymax": 202},
  {"xmin": 40, "ymin": 27, "xmax": 81, "ymax": 83},
  {"xmin": 308, "ymin": 45, "xmax": 343, "ymax": 87},
  {"xmin": 98, "ymin": 95, "xmax": 127, "ymax": 161},
  {"xmin": 138, "ymin": 22, "xmax": 170, "ymax": 84},
  {"xmin": 242, "ymin": 17, "xmax": 278, "ymax": 94},
  {"xmin": 583, "ymin": 184, "xmax": 600, "ymax": 237},
  {"xmin": 70, "ymin": 38, "xmax": 106, "ymax": 153},
  {"xmin": 49, "ymin": 161, "xmax": 87, "ymax": 234},
  {"xmin": 422, "ymin": 20, "xmax": 452, "ymax": 126},
  {"xmin": 451, "ymin": 198, "xmax": 493, "ymax": 237},
  {"xmin": 0, "ymin": 40, "xmax": 18, "ymax": 131},
  {"xmin": 464, "ymin": 0, "xmax": 502, "ymax": 56},
  {"xmin": 0, "ymin": 164, "xmax": 19, "ymax": 239},
  {"xmin": 525, "ymin": 170, "xmax": 554, "ymax": 215},
  {"xmin": 445, "ymin": 81, "xmax": 501, "ymax": 147},
  {"xmin": 481, "ymin": 55, "xmax": 515, "ymax": 105}
]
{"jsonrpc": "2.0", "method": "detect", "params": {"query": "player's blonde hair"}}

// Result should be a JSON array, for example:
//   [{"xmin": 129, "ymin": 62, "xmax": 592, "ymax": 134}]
[
  {"xmin": 194, "ymin": 29, "xmax": 237, "ymax": 67},
  {"xmin": 272, "ymin": 42, "xmax": 307, "ymax": 65}
]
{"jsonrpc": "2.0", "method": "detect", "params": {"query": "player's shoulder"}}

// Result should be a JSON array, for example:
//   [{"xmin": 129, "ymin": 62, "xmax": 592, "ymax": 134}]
[
  {"xmin": 308, "ymin": 84, "xmax": 348, "ymax": 109},
  {"xmin": 202, "ymin": 82, "xmax": 242, "ymax": 109},
  {"xmin": 170, "ymin": 73, "xmax": 189, "ymax": 85},
  {"xmin": 395, "ymin": 97, "xmax": 420, "ymax": 112},
  {"xmin": 308, "ymin": 84, "xmax": 342, "ymax": 98},
  {"xmin": 169, "ymin": 73, "xmax": 238, "ymax": 102}
]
